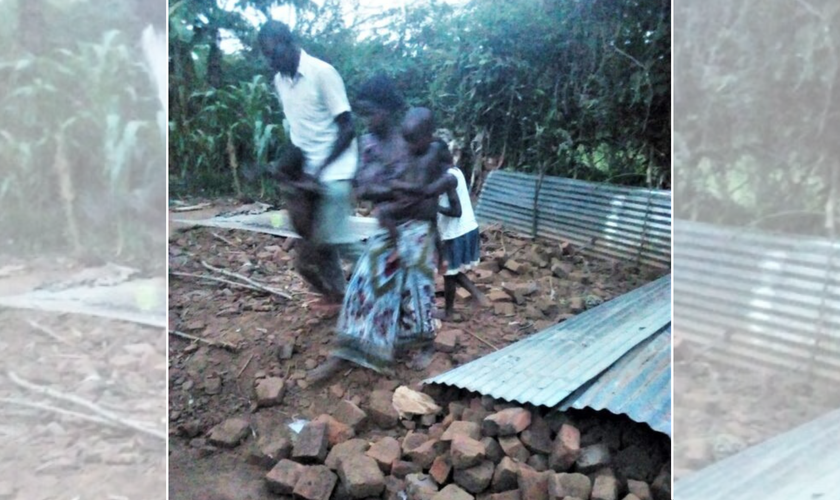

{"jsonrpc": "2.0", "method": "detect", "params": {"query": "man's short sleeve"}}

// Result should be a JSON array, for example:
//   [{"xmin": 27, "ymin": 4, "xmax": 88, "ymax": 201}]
[{"xmin": 318, "ymin": 65, "xmax": 352, "ymax": 118}]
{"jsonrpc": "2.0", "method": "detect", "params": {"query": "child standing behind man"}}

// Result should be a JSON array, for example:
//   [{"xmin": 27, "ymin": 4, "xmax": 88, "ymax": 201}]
[{"xmin": 394, "ymin": 107, "xmax": 491, "ymax": 321}]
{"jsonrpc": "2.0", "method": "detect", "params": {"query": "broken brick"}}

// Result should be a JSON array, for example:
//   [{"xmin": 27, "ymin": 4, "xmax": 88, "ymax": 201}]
[
  {"xmin": 293, "ymin": 465, "xmax": 337, "ymax": 500},
  {"xmin": 499, "ymin": 436, "xmax": 531, "ymax": 463},
  {"xmin": 333, "ymin": 400, "xmax": 368, "ymax": 429},
  {"xmin": 441, "ymin": 421, "xmax": 482, "ymax": 442},
  {"xmin": 433, "ymin": 484, "xmax": 475, "ymax": 500},
  {"xmin": 547, "ymin": 472, "xmax": 592, "ymax": 500},
  {"xmin": 313, "ymin": 414, "xmax": 355, "ymax": 447},
  {"xmin": 591, "ymin": 475, "xmax": 619, "ymax": 500},
  {"xmin": 429, "ymin": 455, "xmax": 452, "ymax": 485},
  {"xmin": 482, "ymin": 437, "xmax": 505, "ymax": 464},
  {"xmin": 521, "ymin": 416, "xmax": 554, "ymax": 455},
  {"xmin": 491, "ymin": 456, "xmax": 519, "ymax": 492},
  {"xmin": 451, "ymin": 435, "xmax": 487, "ymax": 470},
  {"xmin": 338, "ymin": 454, "xmax": 385, "ymax": 498},
  {"xmin": 489, "ymin": 491, "xmax": 521, "ymax": 500},
  {"xmin": 208, "ymin": 417, "xmax": 250, "ymax": 448},
  {"xmin": 403, "ymin": 431, "xmax": 430, "ymax": 454},
  {"xmin": 517, "ymin": 463, "xmax": 550, "ymax": 500},
  {"xmin": 292, "ymin": 421, "xmax": 329, "ymax": 464},
  {"xmin": 627, "ymin": 480, "xmax": 652, "ymax": 500},
  {"xmin": 527, "ymin": 454, "xmax": 549, "ymax": 472},
  {"xmin": 366, "ymin": 437, "xmax": 402, "ymax": 473},
  {"xmin": 549, "ymin": 424, "xmax": 580, "ymax": 472},
  {"xmin": 247, "ymin": 437, "xmax": 292, "ymax": 468},
  {"xmin": 407, "ymin": 473, "xmax": 439, "ymax": 499},
  {"xmin": 392, "ymin": 460, "xmax": 423, "ymax": 479},
  {"xmin": 575, "ymin": 443, "xmax": 611, "ymax": 474},
  {"xmin": 453, "ymin": 460, "xmax": 495, "ymax": 494},
  {"xmin": 482, "ymin": 408, "xmax": 532, "ymax": 437},
  {"xmin": 435, "ymin": 329, "xmax": 460, "ymax": 353},
  {"xmin": 369, "ymin": 390, "xmax": 399, "ymax": 429},
  {"xmin": 494, "ymin": 303, "xmax": 515, "ymax": 316},
  {"xmin": 406, "ymin": 438, "xmax": 442, "ymax": 469},
  {"xmin": 325, "ymin": 438, "xmax": 370, "ymax": 470},
  {"xmin": 265, "ymin": 459, "xmax": 305, "ymax": 495},
  {"xmin": 254, "ymin": 377, "xmax": 285, "ymax": 407}
]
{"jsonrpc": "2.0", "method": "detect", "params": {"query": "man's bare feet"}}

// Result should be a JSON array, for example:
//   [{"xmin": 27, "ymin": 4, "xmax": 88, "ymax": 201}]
[{"xmin": 307, "ymin": 356, "xmax": 349, "ymax": 384}]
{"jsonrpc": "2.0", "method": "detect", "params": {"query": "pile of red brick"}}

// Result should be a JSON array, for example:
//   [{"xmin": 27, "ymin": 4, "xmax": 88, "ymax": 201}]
[{"xmin": 207, "ymin": 386, "xmax": 670, "ymax": 500}]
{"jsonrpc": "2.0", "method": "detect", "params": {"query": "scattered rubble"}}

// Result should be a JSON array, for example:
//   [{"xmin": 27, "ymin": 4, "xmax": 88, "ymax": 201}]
[{"xmin": 168, "ymin": 216, "xmax": 670, "ymax": 498}]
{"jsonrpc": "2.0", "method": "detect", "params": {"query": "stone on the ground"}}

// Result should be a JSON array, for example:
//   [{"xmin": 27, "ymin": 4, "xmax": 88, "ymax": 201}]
[
  {"xmin": 392, "ymin": 460, "xmax": 423, "ymax": 478},
  {"xmin": 453, "ymin": 460, "xmax": 495, "ymax": 494},
  {"xmin": 623, "ymin": 495, "xmax": 641, "ymax": 500},
  {"xmin": 421, "ymin": 413, "xmax": 438, "ymax": 427},
  {"xmin": 491, "ymin": 456, "xmax": 519, "ymax": 492},
  {"xmin": 651, "ymin": 468, "xmax": 671, "ymax": 500},
  {"xmin": 313, "ymin": 414, "xmax": 355, "ymax": 446},
  {"xmin": 367, "ymin": 437, "xmax": 402, "ymax": 473},
  {"xmin": 615, "ymin": 445, "xmax": 660, "ymax": 482},
  {"xmin": 442, "ymin": 421, "xmax": 482, "ymax": 442},
  {"xmin": 403, "ymin": 431, "xmax": 430, "ymax": 454},
  {"xmin": 369, "ymin": 390, "xmax": 400, "ymax": 429},
  {"xmin": 254, "ymin": 377, "xmax": 285, "ymax": 407},
  {"xmin": 293, "ymin": 465, "xmax": 338, "ymax": 500},
  {"xmin": 393, "ymin": 386, "xmax": 441, "ymax": 419},
  {"xmin": 247, "ymin": 437, "xmax": 292, "ymax": 468},
  {"xmin": 406, "ymin": 438, "xmax": 442, "ymax": 469},
  {"xmin": 292, "ymin": 421, "xmax": 329, "ymax": 464},
  {"xmin": 338, "ymin": 454, "xmax": 386, "ymax": 499},
  {"xmin": 325, "ymin": 438, "xmax": 369, "ymax": 470},
  {"xmin": 547, "ymin": 472, "xmax": 592, "ymax": 500},
  {"xmin": 384, "ymin": 475, "xmax": 407, "ymax": 500},
  {"xmin": 494, "ymin": 303, "xmax": 515, "ymax": 316},
  {"xmin": 265, "ymin": 459, "xmax": 305, "ymax": 495},
  {"xmin": 208, "ymin": 417, "xmax": 250, "ymax": 448},
  {"xmin": 627, "ymin": 479, "xmax": 652, "ymax": 500},
  {"xmin": 462, "ymin": 408, "xmax": 490, "ymax": 426},
  {"xmin": 488, "ymin": 491, "xmax": 521, "ymax": 500},
  {"xmin": 549, "ymin": 424, "xmax": 580, "ymax": 472},
  {"xmin": 334, "ymin": 400, "xmax": 368, "ymax": 429},
  {"xmin": 488, "ymin": 290, "xmax": 512, "ymax": 303},
  {"xmin": 521, "ymin": 416, "xmax": 554, "ymax": 455},
  {"xmin": 504, "ymin": 260, "xmax": 526, "ymax": 274},
  {"xmin": 527, "ymin": 454, "xmax": 549, "ymax": 472},
  {"xmin": 482, "ymin": 437, "xmax": 505, "ymax": 464},
  {"xmin": 591, "ymin": 475, "xmax": 619, "ymax": 500},
  {"xmin": 482, "ymin": 408, "xmax": 532, "ymax": 437},
  {"xmin": 449, "ymin": 402, "xmax": 466, "ymax": 419},
  {"xmin": 407, "ymin": 473, "xmax": 439, "ymax": 500},
  {"xmin": 429, "ymin": 455, "xmax": 453, "ymax": 485},
  {"xmin": 435, "ymin": 329, "xmax": 460, "ymax": 353},
  {"xmin": 433, "ymin": 484, "xmax": 475, "ymax": 500},
  {"xmin": 517, "ymin": 463, "xmax": 550, "ymax": 500},
  {"xmin": 499, "ymin": 435, "xmax": 531, "ymax": 463},
  {"xmin": 451, "ymin": 435, "xmax": 487, "ymax": 470},
  {"xmin": 575, "ymin": 443, "xmax": 611, "ymax": 473}
]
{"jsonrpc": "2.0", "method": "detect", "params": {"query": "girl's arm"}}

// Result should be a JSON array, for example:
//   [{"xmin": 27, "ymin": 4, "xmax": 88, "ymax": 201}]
[{"xmin": 438, "ymin": 185, "xmax": 461, "ymax": 217}]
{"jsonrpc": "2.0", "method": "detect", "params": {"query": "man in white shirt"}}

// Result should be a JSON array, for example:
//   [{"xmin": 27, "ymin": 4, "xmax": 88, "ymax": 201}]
[{"xmin": 258, "ymin": 21, "xmax": 361, "ymax": 314}]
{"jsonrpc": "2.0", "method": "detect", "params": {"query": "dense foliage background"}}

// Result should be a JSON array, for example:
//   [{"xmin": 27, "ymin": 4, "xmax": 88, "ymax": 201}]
[
  {"xmin": 0, "ymin": 0, "xmax": 166, "ymax": 264},
  {"xmin": 675, "ymin": 0, "xmax": 840, "ymax": 237},
  {"xmin": 169, "ymin": 0, "xmax": 671, "ymax": 198}
]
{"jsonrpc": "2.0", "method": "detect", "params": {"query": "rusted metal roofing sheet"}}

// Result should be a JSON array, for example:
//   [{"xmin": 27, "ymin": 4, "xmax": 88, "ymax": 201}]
[
  {"xmin": 475, "ymin": 171, "xmax": 671, "ymax": 269},
  {"xmin": 559, "ymin": 325, "xmax": 671, "ymax": 436},
  {"xmin": 675, "ymin": 407, "xmax": 840, "ymax": 499},
  {"xmin": 674, "ymin": 219, "xmax": 840, "ymax": 382},
  {"xmin": 173, "ymin": 211, "xmax": 384, "ymax": 240},
  {"xmin": 424, "ymin": 274, "xmax": 671, "ymax": 409}
]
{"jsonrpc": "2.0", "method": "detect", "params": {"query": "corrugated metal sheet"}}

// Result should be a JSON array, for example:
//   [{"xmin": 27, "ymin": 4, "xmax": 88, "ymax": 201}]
[
  {"xmin": 674, "ymin": 220, "xmax": 840, "ymax": 382},
  {"xmin": 424, "ymin": 274, "xmax": 671, "ymax": 408},
  {"xmin": 174, "ymin": 211, "xmax": 384, "ymax": 240},
  {"xmin": 675, "ymin": 407, "xmax": 840, "ymax": 499},
  {"xmin": 559, "ymin": 325, "xmax": 671, "ymax": 436},
  {"xmin": 475, "ymin": 171, "xmax": 671, "ymax": 269}
]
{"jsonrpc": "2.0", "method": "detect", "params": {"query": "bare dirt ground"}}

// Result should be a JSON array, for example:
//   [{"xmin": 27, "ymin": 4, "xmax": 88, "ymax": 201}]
[
  {"xmin": 673, "ymin": 343, "xmax": 840, "ymax": 480},
  {"xmin": 0, "ymin": 260, "xmax": 166, "ymax": 500},
  {"xmin": 167, "ymin": 200, "xmax": 668, "ymax": 499}
]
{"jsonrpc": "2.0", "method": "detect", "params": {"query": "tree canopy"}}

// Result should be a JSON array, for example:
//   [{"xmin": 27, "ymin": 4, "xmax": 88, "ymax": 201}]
[
  {"xmin": 169, "ymin": 0, "xmax": 670, "ymax": 197},
  {"xmin": 675, "ymin": 0, "xmax": 840, "ymax": 238}
]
